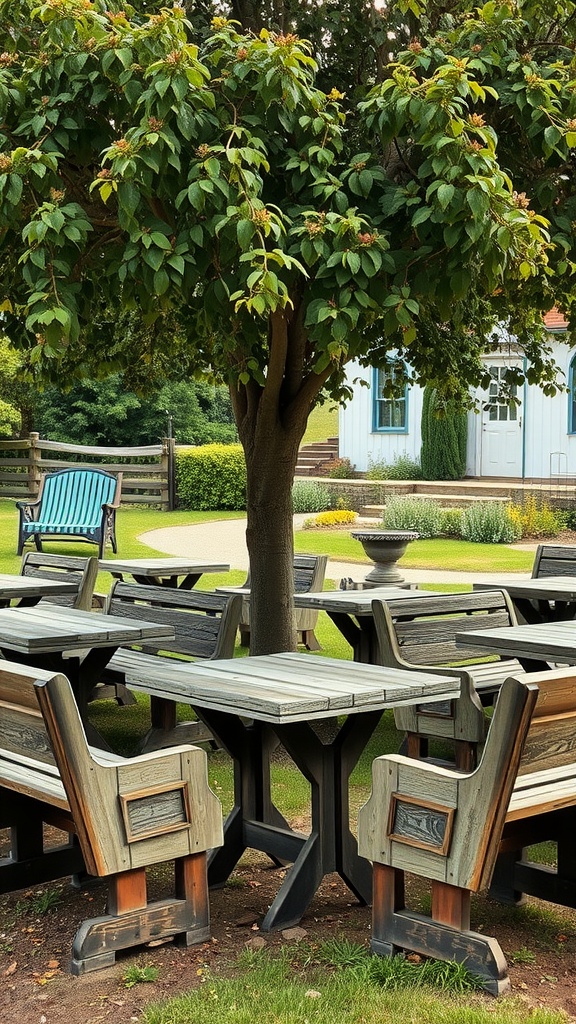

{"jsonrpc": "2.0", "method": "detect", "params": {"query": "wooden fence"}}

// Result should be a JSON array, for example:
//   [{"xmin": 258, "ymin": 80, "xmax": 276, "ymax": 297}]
[{"xmin": 0, "ymin": 433, "xmax": 176, "ymax": 510}]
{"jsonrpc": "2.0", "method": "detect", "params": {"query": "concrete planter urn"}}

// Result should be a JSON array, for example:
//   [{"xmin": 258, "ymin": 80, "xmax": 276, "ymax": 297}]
[{"xmin": 351, "ymin": 530, "xmax": 419, "ymax": 586}]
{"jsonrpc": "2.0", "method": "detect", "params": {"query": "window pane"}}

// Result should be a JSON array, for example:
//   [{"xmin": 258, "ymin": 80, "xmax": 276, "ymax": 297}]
[{"xmin": 375, "ymin": 364, "xmax": 407, "ymax": 430}]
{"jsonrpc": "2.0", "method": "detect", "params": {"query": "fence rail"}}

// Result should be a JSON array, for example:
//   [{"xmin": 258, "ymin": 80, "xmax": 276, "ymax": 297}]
[{"xmin": 0, "ymin": 433, "xmax": 176, "ymax": 509}]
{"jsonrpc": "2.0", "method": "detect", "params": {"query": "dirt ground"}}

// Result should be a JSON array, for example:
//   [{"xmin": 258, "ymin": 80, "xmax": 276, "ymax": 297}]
[{"xmin": 2, "ymin": 842, "xmax": 576, "ymax": 1024}]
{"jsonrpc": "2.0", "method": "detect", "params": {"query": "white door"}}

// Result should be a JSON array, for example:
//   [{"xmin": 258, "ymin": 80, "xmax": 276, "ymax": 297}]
[{"xmin": 480, "ymin": 363, "xmax": 523, "ymax": 477}]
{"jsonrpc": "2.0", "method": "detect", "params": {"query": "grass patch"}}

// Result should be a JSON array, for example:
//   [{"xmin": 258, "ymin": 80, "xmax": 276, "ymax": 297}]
[
  {"xmin": 295, "ymin": 531, "xmax": 534, "ymax": 573},
  {"xmin": 301, "ymin": 403, "xmax": 339, "ymax": 445},
  {"xmin": 141, "ymin": 950, "xmax": 565, "ymax": 1024}
]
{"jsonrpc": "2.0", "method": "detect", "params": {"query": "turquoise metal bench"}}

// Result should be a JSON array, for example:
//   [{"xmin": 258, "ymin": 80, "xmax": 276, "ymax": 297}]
[{"xmin": 16, "ymin": 468, "xmax": 122, "ymax": 558}]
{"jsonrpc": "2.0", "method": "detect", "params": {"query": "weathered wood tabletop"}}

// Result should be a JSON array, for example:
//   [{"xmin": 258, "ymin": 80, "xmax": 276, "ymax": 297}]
[
  {"xmin": 0, "ymin": 573, "xmax": 78, "ymax": 607},
  {"xmin": 473, "ymin": 576, "xmax": 576, "ymax": 623},
  {"xmin": 0, "ymin": 605, "xmax": 174, "ymax": 740},
  {"xmin": 292, "ymin": 587, "xmax": 447, "ymax": 663},
  {"xmin": 122, "ymin": 652, "xmax": 458, "ymax": 930},
  {"xmin": 456, "ymin": 619, "xmax": 576, "ymax": 671},
  {"xmin": 99, "ymin": 557, "xmax": 230, "ymax": 589}
]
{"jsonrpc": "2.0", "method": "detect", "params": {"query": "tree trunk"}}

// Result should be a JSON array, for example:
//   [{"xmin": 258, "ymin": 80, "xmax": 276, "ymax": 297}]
[
  {"xmin": 230, "ymin": 309, "xmax": 331, "ymax": 655},
  {"xmin": 243, "ymin": 424, "xmax": 302, "ymax": 655}
]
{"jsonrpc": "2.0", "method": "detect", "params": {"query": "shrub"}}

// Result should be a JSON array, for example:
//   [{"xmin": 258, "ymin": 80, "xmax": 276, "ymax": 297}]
[
  {"xmin": 313, "ymin": 509, "xmax": 358, "ymax": 526},
  {"xmin": 420, "ymin": 386, "xmax": 467, "ymax": 480},
  {"xmin": 507, "ymin": 496, "xmax": 566, "ymax": 538},
  {"xmin": 461, "ymin": 502, "xmax": 519, "ymax": 544},
  {"xmin": 292, "ymin": 480, "xmax": 333, "ymax": 513},
  {"xmin": 176, "ymin": 443, "xmax": 246, "ymax": 510},
  {"xmin": 327, "ymin": 457, "xmax": 356, "ymax": 479},
  {"xmin": 381, "ymin": 496, "xmax": 443, "ymax": 538},
  {"xmin": 440, "ymin": 507, "xmax": 464, "ymax": 537},
  {"xmin": 366, "ymin": 453, "xmax": 422, "ymax": 481}
]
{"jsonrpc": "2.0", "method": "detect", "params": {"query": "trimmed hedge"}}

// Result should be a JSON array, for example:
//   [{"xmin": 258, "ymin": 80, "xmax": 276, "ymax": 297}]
[{"xmin": 176, "ymin": 444, "xmax": 246, "ymax": 510}]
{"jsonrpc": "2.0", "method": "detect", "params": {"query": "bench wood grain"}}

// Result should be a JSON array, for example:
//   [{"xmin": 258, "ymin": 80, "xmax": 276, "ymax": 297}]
[
  {"xmin": 102, "ymin": 582, "xmax": 242, "ymax": 747},
  {"xmin": 0, "ymin": 660, "xmax": 223, "ymax": 974},
  {"xmin": 358, "ymin": 667, "xmax": 576, "ymax": 994},
  {"xmin": 372, "ymin": 590, "xmax": 519, "ymax": 769}
]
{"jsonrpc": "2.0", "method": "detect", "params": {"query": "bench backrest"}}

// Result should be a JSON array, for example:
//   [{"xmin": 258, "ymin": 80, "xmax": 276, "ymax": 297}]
[
  {"xmin": 240, "ymin": 554, "xmax": 328, "ymax": 594},
  {"xmin": 532, "ymin": 544, "xmax": 576, "ymax": 578},
  {"xmin": 359, "ymin": 666, "xmax": 576, "ymax": 895},
  {"xmin": 372, "ymin": 589, "xmax": 517, "ymax": 668},
  {"xmin": 20, "ymin": 552, "xmax": 98, "ymax": 611},
  {"xmin": 38, "ymin": 469, "xmax": 121, "ymax": 527},
  {"xmin": 0, "ymin": 661, "xmax": 223, "ymax": 878},
  {"xmin": 106, "ymin": 581, "xmax": 242, "ymax": 659}
]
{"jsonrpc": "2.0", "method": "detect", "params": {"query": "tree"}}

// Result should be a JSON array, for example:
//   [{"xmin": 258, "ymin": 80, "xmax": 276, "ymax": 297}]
[
  {"xmin": 420, "ymin": 385, "xmax": 467, "ymax": 481},
  {"xmin": 1, "ymin": 0, "xmax": 574, "ymax": 652},
  {"xmin": 35, "ymin": 376, "xmax": 237, "ymax": 445}
]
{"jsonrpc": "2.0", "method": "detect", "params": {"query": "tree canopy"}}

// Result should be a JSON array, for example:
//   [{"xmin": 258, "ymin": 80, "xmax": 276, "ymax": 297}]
[{"xmin": 1, "ymin": 0, "xmax": 575, "ymax": 650}]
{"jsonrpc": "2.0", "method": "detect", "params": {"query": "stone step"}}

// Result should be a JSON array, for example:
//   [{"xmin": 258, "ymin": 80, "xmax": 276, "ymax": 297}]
[
  {"xmin": 361, "ymin": 494, "xmax": 511, "ymax": 516},
  {"xmin": 295, "ymin": 437, "xmax": 339, "ymax": 476}
]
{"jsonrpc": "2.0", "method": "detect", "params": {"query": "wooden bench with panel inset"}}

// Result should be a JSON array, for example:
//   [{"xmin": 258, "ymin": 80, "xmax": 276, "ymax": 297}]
[
  {"xmin": 0, "ymin": 661, "xmax": 223, "ymax": 974},
  {"xmin": 101, "ymin": 582, "xmax": 243, "ymax": 748},
  {"xmin": 372, "ymin": 590, "xmax": 521, "ymax": 770},
  {"xmin": 358, "ymin": 667, "xmax": 576, "ymax": 995}
]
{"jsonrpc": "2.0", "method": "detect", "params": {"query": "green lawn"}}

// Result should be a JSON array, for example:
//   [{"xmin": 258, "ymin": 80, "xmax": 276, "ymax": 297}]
[
  {"xmin": 301, "ymin": 402, "xmax": 339, "ymax": 444},
  {"xmin": 295, "ymin": 528, "xmax": 535, "ymax": 573}
]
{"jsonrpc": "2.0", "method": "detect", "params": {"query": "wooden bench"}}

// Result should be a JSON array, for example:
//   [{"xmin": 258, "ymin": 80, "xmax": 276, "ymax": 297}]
[
  {"xmin": 358, "ymin": 667, "xmax": 576, "ymax": 995},
  {"xmin": 16, "ymin": 468, "xmax": 122, "ymax": 558},
  {"xmin": 101, "ymin": 582, "xmax": 243, "ymax": 747},
  {"xmin": 218, "ymin": 553, "xmax": 328, "ymax": 650},
  {"xmin": 0, "ymin": 660, "xmax": 223, "ymax": 974},
  {"xmin": 20, "ymin": 552, "xmax": 99, "ymax": 611},
  {"xmin": 532, "ymin": 543, "xmax": 576, "ymax": 577},
  {"xmin": 372, "ymin": 590, "xmax": 520, "ymax": 769}
]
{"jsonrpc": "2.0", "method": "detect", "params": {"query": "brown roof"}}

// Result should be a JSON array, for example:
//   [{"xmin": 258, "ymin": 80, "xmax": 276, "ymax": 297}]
[{"xmin": 544, "ymin": 308, "xmax": 568, "ymax": 331}]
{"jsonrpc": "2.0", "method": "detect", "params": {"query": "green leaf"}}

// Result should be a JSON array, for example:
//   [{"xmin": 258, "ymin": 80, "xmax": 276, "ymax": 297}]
[
  {"xmin": 151, "ymin": 231, "xmax": 172, "ymax": 250},
  {"xmin": 237, "ymin": 220, "xmax": 255, "ymax": 248},
  {"xmin": 437, "ymin": 183, "xmax": 455, "ymax": 210},
  {"xmin": 153, "ymin": 268, "xmax": 170, "ymax": 294}
]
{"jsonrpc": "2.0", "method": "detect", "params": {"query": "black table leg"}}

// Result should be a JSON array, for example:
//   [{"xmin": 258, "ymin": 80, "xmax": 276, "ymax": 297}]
[
  {"xmin": 328, "ymin": 612, "xmax": 379, "ymax": 663},
  {"xmin": 198, "ymin": 706, "xmax": 382, "ymax": 931}
]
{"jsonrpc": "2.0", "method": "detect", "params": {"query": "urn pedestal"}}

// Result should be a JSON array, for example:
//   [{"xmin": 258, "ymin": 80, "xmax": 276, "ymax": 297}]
[{"xmin": 351, "ymin": 530, "xmax": 419, "ymax": 586}]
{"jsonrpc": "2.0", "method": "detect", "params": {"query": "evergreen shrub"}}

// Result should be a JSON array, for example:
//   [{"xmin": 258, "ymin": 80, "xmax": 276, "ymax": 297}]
[
  {"xmin": 292, "ymin": 480, "xmax": 333, "ymax": 513},
  {"xmin": 176, "ymin": 443, "xmax": 246, "ymax": 510},
  {"xmin": 461, "ymin": 502, "xmax": 519, "ymax": 543},
  {"xmin": 420, "ymin": 386, "xmax": 467, "ymax": 480},
  {"xmin": 381, "ymin": 496, "xmax": 443, "ymax": 538}
]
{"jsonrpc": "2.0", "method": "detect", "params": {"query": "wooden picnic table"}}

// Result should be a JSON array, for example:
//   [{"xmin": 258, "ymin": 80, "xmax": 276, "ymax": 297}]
[
  {"xmin": 293, "ymin": 587, "xmax": 446, "ymax": 663},
  {"xmin": 98, "ymin": 557, "xmax": 230, "ymax": 589},
  {"xmin": 121, "ymin": 651, "xmax": 458, "ymax": 931},
  {"xmin": 0, "ymin": 572, "xmax": 78, "ymax": 607},
  {"xmin": 0, "ymin": 605, "xmax": 174, "ymax": 745},
  {"xmin": 455, "ymin": 618, "xmax": 576, "ymax": 672},
  {"xmin": 473, "ymin": 575, "xmax": 576, "ymax": 624}
]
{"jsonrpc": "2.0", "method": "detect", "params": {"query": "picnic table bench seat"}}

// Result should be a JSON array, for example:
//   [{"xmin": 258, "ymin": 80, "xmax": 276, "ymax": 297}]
[
  {"xmin": 0, "ymin": 660, "xmax": 223, "ymax": 974},
  {"xmin": 100, "ymin": 582, "xmax": 243, "ymax": 748},
  {"xmin": 372, "ymin": 589, "xmax": 521, "ymax": 769},
  {"xmin": 17, "ymin": 468, "xmax": 122, "ymax": 558},
  {"xmin": 20, "ymin": 551, "xmax": 99, "ymax": 611},
  {"xmin": 358, "ymin": 667, "xmax": 576, "ymax": 995}
]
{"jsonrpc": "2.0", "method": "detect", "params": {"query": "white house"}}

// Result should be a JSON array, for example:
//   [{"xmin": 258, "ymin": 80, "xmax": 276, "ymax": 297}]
[{"xmin": 339, "ymin": 312, "xmax": 575, "ymax": 480}]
